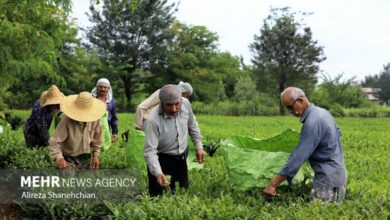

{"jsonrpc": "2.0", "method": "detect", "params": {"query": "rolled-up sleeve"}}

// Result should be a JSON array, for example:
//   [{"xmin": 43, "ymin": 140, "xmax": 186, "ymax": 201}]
[
  {"xmin": 144, "ymin": 119, "xmax": 162, "ymax": 177},
  {"xmin": 49, "ymin": 119, "xmax": 68, "ymax": 161},
  {"xmin": 188, "ymin": 106, "xmax": 203, "ymax": 150},
  {"xmin": 279, "ymin": 120, "xmax": 323, "ymax": 179},
  {"xmin": 90, "ymin": 120, "xmax": 102, "ymax": 158}
]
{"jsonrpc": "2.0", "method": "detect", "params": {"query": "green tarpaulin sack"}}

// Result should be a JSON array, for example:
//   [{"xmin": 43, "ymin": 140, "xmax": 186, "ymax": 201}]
[
  {"xmin": 219, "ymin": 129, "xmax": 312, "ymax": 191},
  {"xmin": 125, "ymin": 130, "xmax": 146, "ymax": 172},
  {"xmin": 101, "ymin": 111, "xmax": 112, "ymax": 150},
  {"xmin": 186, "ymin": 145, "xmax": 204, "ymax": 171}
]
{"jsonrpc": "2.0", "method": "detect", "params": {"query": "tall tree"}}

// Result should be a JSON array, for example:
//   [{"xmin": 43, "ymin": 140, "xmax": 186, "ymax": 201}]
[
  {"xmin": 361, "ymin": 75, "xmax": 379, "ymax": 87},
  {"xmin": 168, "ymin": 22, "xmax": 245, "ymax": 102},
  {"xmin": 250, "ymin": 7, "xmax": 325, "ymax": 114},
  {"xmin": 86, "ymin": 0, "xmax": 176, "ymax": 109},
  {"xmin": 362, "ymin": 63, "xmax": 390, "ymax": 103}
]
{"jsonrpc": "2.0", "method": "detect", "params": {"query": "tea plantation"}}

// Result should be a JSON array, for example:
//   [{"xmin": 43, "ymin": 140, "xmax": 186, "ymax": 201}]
[{"xmin": 0, "ymin": 112, "xmax": 389, "ymax": 219}]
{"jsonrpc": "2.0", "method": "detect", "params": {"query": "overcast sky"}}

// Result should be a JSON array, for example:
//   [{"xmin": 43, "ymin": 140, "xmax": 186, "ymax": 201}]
[{"xmin": 72, "ymin": 0, "xmax": 390, "ymax": 82}]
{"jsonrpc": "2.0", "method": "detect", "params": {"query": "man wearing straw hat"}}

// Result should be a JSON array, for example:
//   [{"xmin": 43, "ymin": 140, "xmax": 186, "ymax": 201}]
[
  {"xmin": 49, "ymin": 92, "xmax": 106, "ymax": 170},
  {"xmin": 144, "ymin": 84, "xmax": 205, "ymax": 196},
  {"xmin": 91, "ymin": 78, "xmax": 118, "ymax": 145},
  {"xmin": 24, "ymin": 85, "xmax": 64, "ymax": 148},
  {"xmin": 135, "ymin": 81, "xmax": 193, "ymax": 130}
]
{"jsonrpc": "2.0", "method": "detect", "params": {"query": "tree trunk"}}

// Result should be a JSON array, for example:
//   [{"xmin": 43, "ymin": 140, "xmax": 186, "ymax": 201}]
[
  {"xmin": 279, "ymin": 67, "xmax": 286, "ymax": 115},
  {"xmin": 122, "ymin": 75, "xmax": 132, "ymax": 111}
]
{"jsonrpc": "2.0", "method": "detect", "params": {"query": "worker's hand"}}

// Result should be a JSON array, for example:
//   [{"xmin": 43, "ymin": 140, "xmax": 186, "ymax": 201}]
[
  {"xmin": 111, "ymin": 134, "xmax": 118, "ymax": 142},
  {"xmin": 156, "ymin": 174, "xmax": 170, "ymax": 187},
  {"xmin": 196, "ymin": 149, "xmax": 206, "ymax": 164},
  {"xmin": 263, "ymin": 184, "xmax": 277, "ymax": 200},
  {"xmin": 56, "ymin": 158, "xmax": 67, "ymax": 169},
  {"xmin": 92, "ymin": 156, "xmax": 99, "ymax": 169}
]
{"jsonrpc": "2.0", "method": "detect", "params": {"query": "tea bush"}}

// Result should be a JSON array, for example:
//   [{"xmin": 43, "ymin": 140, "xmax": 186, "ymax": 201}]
[{"xmin": 0, "ymin": 113, "xmax": 389, "ymax": 219}]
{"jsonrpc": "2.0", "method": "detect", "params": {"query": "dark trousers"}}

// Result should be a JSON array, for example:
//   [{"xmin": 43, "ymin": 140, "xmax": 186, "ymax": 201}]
[
  {"xmin": 24, "ymin": 132, "xmax": 47, "ymax": 148},
  {"xmin": 147, "ymin": 149, "xmax": 189, "ymax": 197}
]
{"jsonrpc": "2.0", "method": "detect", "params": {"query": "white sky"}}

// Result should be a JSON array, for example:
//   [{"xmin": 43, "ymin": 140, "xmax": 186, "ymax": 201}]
[{"xmin": 71, "ymin": 0, "xmax": 390, "ymax": 82}]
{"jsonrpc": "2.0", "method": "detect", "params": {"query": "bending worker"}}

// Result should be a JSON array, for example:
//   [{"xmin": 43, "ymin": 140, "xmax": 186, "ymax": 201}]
[
  {"xmin": 50, "ymin": 92, "xmax": 106, "ymax": 171},
  {"xmin": 263, "ymin": 87, "xmax": 347, "ymax": 203},
  {"xmin": 24, "ymin": 85, "xmax": 64, "ymax": 148}
]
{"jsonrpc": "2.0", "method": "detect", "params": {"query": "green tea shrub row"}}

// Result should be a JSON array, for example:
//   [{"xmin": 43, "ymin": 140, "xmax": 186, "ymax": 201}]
[{"xmin": 192, "ymin": 101, "xmax": 280, "ymax": 116}]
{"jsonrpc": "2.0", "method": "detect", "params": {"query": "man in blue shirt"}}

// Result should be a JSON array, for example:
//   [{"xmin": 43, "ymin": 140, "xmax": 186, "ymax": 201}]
[{"xmin": 263, "ymin": 87, "xmax": 347, "ymax": 203}]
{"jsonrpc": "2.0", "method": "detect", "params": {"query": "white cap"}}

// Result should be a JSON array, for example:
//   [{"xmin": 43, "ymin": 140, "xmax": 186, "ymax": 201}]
[
  {"xmin": 96, "ymin": 78, "xmax": 111, "ymax": 87},
  {"xmin": 178, "ymin": 81, "xmax": 193, "ymax": 95}
]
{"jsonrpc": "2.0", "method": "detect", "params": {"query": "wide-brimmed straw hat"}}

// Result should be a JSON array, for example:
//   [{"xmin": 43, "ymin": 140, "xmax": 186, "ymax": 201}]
[
  {"xmin": 40, "ymin": 85, "xmax": 65, "ymax": 107},
  {"xmin": 60, "ymin": 92, "xmax": 106, "ymax": 122}
]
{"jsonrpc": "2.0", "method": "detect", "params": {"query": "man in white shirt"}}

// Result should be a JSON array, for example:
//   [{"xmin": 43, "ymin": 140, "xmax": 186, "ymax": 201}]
[{"xmin": 143, "ymin": 84, "xmax": 205, "ymax": 196}]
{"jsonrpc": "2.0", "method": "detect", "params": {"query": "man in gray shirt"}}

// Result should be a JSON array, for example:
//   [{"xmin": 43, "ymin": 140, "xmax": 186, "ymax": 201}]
[
  {"xmin": 263, "ymin": 87, "xmax": 347, "ymax": 203},
  {"xmin": 144, "ymin": 84, "xmax": 205, "ymax": 196}
]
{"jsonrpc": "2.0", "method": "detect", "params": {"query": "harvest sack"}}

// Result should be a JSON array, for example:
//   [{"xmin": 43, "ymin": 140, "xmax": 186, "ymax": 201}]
[{"xmin": 219, "ymin": 129, "xmax": 312, "ymax": 191}]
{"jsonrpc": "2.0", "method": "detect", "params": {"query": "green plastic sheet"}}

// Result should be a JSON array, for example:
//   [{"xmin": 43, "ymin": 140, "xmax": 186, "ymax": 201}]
[
  {"xmin": 101, "ymin": 111, "xmax": 112, "ymax": 150},
  {"xmin": 0, "ymin": 119, "xmax": 11, "ymax": 134},
  {"xmin": 219, "ymin": 129, "xmax": 312, "ymax": 191},
  {"xmin": 221, "ymin": 129, "xmax": 300, "ymax": 153},
  {"xmin": 125, "ymin": 130, "xmax": 146, "ymax": 172}
]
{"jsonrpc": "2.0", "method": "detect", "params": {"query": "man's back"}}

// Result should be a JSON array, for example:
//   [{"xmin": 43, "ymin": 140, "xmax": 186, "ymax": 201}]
[{"xmin": 302, "ymin": 105, "xmax": 347, "ymax": 187}]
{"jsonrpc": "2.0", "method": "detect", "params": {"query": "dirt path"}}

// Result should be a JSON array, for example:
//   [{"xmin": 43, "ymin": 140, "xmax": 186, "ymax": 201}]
[{"xmin": 0, "ymin": 204, "xmax": 22, "ymax": 220}]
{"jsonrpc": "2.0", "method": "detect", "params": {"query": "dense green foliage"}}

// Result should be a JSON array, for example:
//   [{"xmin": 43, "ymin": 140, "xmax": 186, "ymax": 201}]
[
  {"xmin": 362, "ymin": 63, "xmax": 390, "ymax": 104},
  {"xmin": 0, "ymin": 0, "xmax": 98, "ymax": 109},
  {"xmin": 0, "ymin": 2, "xmax": 387, "ymax": 113},
  {"xmin": 343, "ymin": 107, "xmax": 390, "ymax": 117},
  {"xmin": 309, "ymin": 74, "xmax": 372, "ymax": 116},
  {"xmin": 0, "ymin": 112, "xmax": 389, "ymax": 219},
  {"xmin": 168, "ymin": 22, "xmax": 247, "ymax": 102}
]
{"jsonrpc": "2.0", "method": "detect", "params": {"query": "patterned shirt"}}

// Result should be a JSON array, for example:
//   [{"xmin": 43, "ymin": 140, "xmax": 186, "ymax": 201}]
[
  {"xmin": 24, "ymin": 100, "xmax": 53, "ymax": 146},
  {"xmin": 106, "ymin": 97, "xmax": 118, "ymax": 135},
  {"xmin": 144, "ymin": 98, "xmax": 203, "ymax": 177},
  {"xmin": 279, "ymin": 104, "xmax": 347, "ymax": 187}
]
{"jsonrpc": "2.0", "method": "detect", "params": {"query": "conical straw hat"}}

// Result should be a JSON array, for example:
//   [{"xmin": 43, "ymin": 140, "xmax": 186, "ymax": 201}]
[
  {"xmin": 60, "ymin": 92, "xmax": 106, "ymax": 122},
  {"xmin": 40, "ymin": 85, "xmax": 64, "ymax": 107}
]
